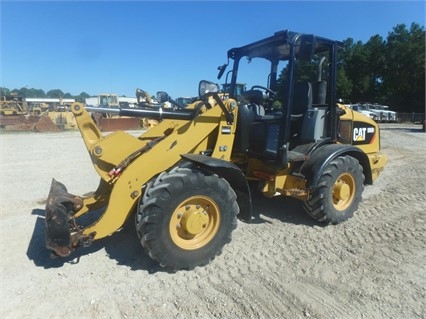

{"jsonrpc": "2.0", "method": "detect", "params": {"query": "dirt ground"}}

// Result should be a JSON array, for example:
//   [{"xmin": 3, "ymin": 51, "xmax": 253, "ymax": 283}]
[{"xmin": 1, "ymin": 123, "xmax": 425, "ymax": 319}]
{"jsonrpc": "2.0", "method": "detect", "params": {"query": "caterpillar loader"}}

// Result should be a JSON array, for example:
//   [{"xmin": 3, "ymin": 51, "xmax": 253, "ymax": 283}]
[{"xmin": 45, "ymin": 30, "xmax": 388, "ymax": 270}]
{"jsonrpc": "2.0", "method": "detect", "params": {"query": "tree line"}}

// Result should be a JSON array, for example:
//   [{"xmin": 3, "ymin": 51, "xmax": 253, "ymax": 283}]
[
  {"xmin": 337, "ymin": 22, "xmax": 424, "ymax": 112},
  {"xmin": 1, "ymin": 23, "xmax": 424, "ymax": 112},
  {"xmin": 0, "ymin": 87, "xmax": 91, "ymax": 103}
]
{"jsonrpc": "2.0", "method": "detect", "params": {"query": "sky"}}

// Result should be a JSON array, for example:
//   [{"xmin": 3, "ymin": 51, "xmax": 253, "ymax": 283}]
[{"xmin": 1, "ymin": 1, "xmax": 425, "ymax": 98}]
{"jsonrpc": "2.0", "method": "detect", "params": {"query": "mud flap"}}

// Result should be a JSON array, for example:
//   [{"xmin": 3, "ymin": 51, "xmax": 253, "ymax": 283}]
[{"xmin": 45, "ymin": 179, "xmax": 83, "ymax": 257}]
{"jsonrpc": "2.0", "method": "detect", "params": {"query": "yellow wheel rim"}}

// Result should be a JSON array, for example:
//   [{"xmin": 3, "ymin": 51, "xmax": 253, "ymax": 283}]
[
  {"xmin": 332, "ymin": 172, "xmax": 355, "ymax": 211},
  {"xmin": 169, "ymin": 195, "xmax": 220, "ymax": 250}
]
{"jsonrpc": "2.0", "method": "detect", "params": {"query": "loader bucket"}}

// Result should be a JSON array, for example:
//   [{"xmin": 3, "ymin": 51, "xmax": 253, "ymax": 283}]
[{"xmin": 45, "ymin": 179, "xmax": 84, "ymax": 257}]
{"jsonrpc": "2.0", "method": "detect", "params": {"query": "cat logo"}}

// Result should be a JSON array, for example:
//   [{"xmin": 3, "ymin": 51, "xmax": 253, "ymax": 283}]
[
  {"xmin": 353, "ymin": 126, "xmax": 375, "ymax": 142},
  {"xmin": 353, "ymin": 127, "xmax": 367, "ymax": 141}
]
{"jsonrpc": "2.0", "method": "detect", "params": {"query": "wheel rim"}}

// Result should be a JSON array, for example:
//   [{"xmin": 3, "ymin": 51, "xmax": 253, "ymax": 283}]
[
  {"xmin": 332, "ymin": 172, "xmax": 355, "ymax": 211},
  {"xmin": 169, "ymin": 195, "xmax": 220, "ymax": 250}
]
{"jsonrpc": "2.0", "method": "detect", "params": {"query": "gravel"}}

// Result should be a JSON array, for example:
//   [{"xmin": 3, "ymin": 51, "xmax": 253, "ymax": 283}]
[{"xmin": 1, "ymin": 123, "xmax": 425, "ymax": 319}]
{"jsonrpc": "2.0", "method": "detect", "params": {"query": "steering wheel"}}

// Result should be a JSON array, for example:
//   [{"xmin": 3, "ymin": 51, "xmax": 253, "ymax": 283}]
[{"xmin": 251, "ymin": 85, "xmax": 277, "ymax": 98}]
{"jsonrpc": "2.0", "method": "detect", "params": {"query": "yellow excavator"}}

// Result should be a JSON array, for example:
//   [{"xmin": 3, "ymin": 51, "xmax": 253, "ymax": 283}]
[{"xmin": 45, "ymin": 30, "xmax": 387, "ymax": 270}]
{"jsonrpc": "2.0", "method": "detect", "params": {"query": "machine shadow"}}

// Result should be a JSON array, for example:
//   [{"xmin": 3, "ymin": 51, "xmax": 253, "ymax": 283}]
[
  {"xmin": 28, "ymin": 209, "xmax": 162, "ymax": 273},
  {"xmin": 249, "ymin": 190, "xmax": 321, "ymax": 227},
  {"xmin": 28, "ymin": 193, "xmax": 320, "ymax": 273},
  {"xmin": 28, "ymin": 209, "xmax": 105, "ymax": 269}
]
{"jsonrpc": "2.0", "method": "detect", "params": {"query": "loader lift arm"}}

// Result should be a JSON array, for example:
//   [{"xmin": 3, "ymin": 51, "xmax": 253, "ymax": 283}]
[{"xmin": 45, "ymin": 82, "xmax": 243, "ymax": 259}]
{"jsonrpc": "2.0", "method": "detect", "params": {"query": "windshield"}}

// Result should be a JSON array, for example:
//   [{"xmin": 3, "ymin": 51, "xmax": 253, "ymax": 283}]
[
  {"xmin": 222, "ymin": 30, "xmax": 340, "ymax": 116},
  {"xmin": 237, "ymin": 58, "xmax": 272, "ymax": 89}
]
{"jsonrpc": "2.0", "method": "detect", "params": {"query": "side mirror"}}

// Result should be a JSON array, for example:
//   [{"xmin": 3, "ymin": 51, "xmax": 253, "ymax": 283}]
[
  {"xmin": 217, "ymin": 63, "xmax": 228, "ymax": 80},
  {"xmin": 198, "ymin": 80, "xmax": 219, "ymax": 97},
  {"xmin": 156, "ymin": 91, "xmax": 169, "ymax": 103}
]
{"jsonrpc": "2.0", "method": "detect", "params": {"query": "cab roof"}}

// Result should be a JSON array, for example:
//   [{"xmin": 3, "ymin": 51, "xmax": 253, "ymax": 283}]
[{"xmin": 227, "ymin": 30, "xmax": 342, "ymax": 61}]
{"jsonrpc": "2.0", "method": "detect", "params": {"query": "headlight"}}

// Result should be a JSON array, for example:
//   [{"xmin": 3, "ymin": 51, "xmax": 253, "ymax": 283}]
[{"xmin": 199, "ymin": 80, "xmax": 219, "ymax": 97}]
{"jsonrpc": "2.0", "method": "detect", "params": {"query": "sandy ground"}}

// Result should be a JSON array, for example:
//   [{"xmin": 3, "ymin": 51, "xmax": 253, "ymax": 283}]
[{"xmin": 0, "ymin": 123, "xmax": 425, "ymax": 319}]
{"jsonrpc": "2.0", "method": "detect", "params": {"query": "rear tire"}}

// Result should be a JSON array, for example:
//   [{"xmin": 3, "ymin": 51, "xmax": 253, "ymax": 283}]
[
  {"xmin": 136, "ymin": 167, "xmax": 238, "ymax": 270},
  {"xmin": 303, "ymin": 155, "xmax": 364, "ymax": 224}
]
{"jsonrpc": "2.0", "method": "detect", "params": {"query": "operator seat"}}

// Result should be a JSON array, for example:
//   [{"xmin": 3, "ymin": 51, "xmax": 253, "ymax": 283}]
[
  {"xmin": 233, "ymin": 90, "xmax": 266, "ymax": 152},
  {"xmin": 291, "ymin": 82, "xmax": 313, "ymax": 118},
  {"xmin": 241, "ymin": 89, "xmax": 265, "ymax": 119},
  {"xmin": 234, "ymin": 89, "xmax": 277, "ymax": 152},
  {"xmin": 290, "ymin": 82, "xmax": 312, "ymax": 139},
  {"xmin": 311, "ymin": 80, "xmax": 327, "ymax": 105},
  {"xmin": 235, "ymin": 82, "xmax": 316, "ymax": 159},
  {"xmin": 234, "ymin": 103, "xmax": 256, "ymax": 152}
]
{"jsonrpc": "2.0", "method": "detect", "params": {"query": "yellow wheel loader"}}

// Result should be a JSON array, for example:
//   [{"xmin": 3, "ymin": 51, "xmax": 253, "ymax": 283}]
[{"xmin": 45, "ymin": 30, "xmax": 388, "ymax": 270}]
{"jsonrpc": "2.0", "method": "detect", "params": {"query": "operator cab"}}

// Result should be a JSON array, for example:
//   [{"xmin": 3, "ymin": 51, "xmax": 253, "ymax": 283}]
[{"xmin": 219, "ymin": 30, "xmax": 342, "ymax": 164}]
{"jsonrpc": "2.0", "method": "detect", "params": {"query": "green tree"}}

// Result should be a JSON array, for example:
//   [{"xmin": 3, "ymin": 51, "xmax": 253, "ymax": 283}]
[
  {"xmin": 337, "ymin": 38, "xmax": 355, "ymax": 102},
  {"xmin": 382, "ymin": 23, "xmax": 425, "ymax": 112},
  {"xmin": 344, "ymin": 40, "xmax": 370, "ymax": 102},
  {"xmin": 74, "ymin": 91, "xmax": 91, "ymax": 102},
  {"xmin": 364, "ymin": 34, "xmax": 386, "ymax": 101},
  {"xmin": 336, "ymin": 67, "xmax": 353, "ymax": 102},
  {"xmin": 11, "ymin": 87, "xmax": 46, "ymax": 98},
  {"xmin": 78, "ymin": 92, "xmax": 91, "ymax": 98},
  {"xmin": 0, "ymin": 87, "xmax": 11, "ymax": 96},
  {"xmin": 46, "ymin": 89, "xmax": 64, "ymax": 98}
]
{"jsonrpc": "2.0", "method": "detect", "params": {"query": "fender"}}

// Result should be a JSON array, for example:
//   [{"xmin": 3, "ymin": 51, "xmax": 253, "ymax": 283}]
[
  {"xmin": 181, "ymin": 154, "xmax": 252, "ymax": 222},
  {"xmin": 300, "ymin": 144, "xmax": 373, "ymax": 188}
]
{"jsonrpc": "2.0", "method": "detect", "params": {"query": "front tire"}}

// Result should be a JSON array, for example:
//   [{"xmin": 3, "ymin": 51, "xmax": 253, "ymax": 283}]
[
  {"xmin": 136, "ymin": 167, "xmax": 239, "ymax": 270},
  {"xmin": 303, "ymin": 155, "xmax": 364, "ymax": 224}
]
